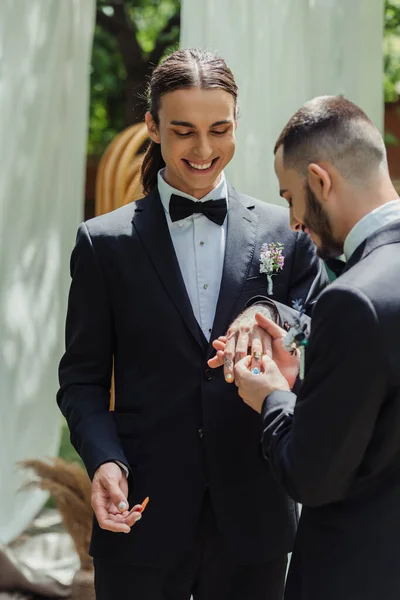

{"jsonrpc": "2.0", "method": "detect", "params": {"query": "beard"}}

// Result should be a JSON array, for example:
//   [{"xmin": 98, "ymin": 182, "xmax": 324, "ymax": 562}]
[{"xmin": 303, "ymin": 182, "xmax": 343, "ymax": 259}]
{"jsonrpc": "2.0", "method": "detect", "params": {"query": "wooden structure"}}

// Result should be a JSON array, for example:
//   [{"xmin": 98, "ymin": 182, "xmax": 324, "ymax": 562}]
[{"xmin": 95, "ymin": 122, "xmax": 149, "ymax": 216}]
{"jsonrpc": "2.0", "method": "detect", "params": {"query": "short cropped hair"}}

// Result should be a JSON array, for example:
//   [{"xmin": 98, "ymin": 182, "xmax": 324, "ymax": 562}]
[{"xmin": 274, "ymin": 96, "xmax": 387, "ymax": 182}]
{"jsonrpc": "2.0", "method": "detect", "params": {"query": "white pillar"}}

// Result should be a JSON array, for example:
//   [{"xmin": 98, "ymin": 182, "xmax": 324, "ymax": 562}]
[
  {"xmin": 181, "ymin": 0, "xmax": 384, "ymax": 205},
  {"xmin": 0, "ymin": 0, "xmax": 95, "ymax": 543}
]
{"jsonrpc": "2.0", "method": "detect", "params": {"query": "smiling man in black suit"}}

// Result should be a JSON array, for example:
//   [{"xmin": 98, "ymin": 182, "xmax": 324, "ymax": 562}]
[{"xmin": 57, "ymin": 50, "xmax": 328, "ymax": 600}]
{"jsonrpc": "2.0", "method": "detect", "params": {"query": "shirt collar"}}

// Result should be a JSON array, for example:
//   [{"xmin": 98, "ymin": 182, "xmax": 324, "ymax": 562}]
[
  {"xmin": 157, "ymin": 169, "xmax": 228, "ymax": 225},
  {"xmin": 344, "ymin": 199, "xmax": 400, "ymax": 261}
]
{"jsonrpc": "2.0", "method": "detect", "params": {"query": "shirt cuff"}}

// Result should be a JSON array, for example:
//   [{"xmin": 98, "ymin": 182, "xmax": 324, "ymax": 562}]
[{"xmin": 115, "ymin": 460, "xmax": 129, "ymax": 478}]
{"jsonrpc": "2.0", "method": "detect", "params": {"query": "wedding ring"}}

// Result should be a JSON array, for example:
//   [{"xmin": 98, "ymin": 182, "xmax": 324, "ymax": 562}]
[{"xmin": 252, "ymin": 351, "xmax": 262, "ymax": 360}]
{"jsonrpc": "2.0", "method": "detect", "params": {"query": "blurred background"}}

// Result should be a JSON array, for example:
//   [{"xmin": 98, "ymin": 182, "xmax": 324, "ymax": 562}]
[{"xmin": 0, "ymin": 0, "xmax": 399, "ymax": 597}]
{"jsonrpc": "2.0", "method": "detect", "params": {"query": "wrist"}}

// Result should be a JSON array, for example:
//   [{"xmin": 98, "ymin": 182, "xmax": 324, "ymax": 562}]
[{"xmin": 240, "ymin": 304, "xmax": 275, "ymax": 323}]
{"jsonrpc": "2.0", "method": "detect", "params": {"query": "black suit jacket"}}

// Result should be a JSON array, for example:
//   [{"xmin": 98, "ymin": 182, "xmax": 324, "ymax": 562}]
[
  {"xmin": 57, "ymin": 184, "xmax": 327, "ymax": 566},
  {"xmin": 261, "ymin": 221, "xmax": 400, "ymax": 599}
]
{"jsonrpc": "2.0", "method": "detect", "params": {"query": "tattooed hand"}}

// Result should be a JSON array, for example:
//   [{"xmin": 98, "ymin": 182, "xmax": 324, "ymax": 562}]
[{"xmin": 208, "ymin": 305, "xmax": 275, "ymax": 383}]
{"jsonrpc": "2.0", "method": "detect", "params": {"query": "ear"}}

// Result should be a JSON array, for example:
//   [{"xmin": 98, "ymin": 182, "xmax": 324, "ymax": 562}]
[
  {"xmin": 308, "ymin": 163, "xmax": 332, "ymax": 202},
  {"xmin": 145, "ymin": 112, "xmax": 160, "ymax": 144}
]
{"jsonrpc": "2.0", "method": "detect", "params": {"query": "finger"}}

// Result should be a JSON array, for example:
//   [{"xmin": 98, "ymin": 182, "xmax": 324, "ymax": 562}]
[
  {"xmin": 261, "ymin": 330, "xmax": 272, "ymax": 358},
  {"xmin": 108, "ymin": 503, "xmax": 130, "ymax": 517},
  {"xmin": 261, "ymin": 353, "xmax": 277, "ymax": 372},
  {"xmin": 235, "ymin": 326, "xmax": 251, "ymax": 364},
  {"xmin": 208, "ymin": 350, "xmax": 224, "ymax": 369},
  {"xmin": 250, "ymin": 325, "xmax": 263, "ymax": 373},
  {"xmin": 106, "ymin": 481, "xmax": 129, "ymax": 513},
  {"xmin": 212, "ymin": 340, "xmax": 226, "ymax": 351},
  {"xmin": 223, "ymin": 334, "xmax": 237, "ymax": 383},
  {"xmin": 218, "ymin": 336, "xmax": 227, "ymax": 343},
  {"xmin": 93, "ymin": 504, "xmax": 131, "ymax": 533},
  {"xmin": 100, "ymin": 517, "xmax": 131, "ymax": 533},
  {"xmin": 234, "ymin": 355, "xmax": 252, "ymax": 381},
  {"xmin": 124, "ymin": 509, "xmax": 143, "ymax": 527},
  {"xmin": 255, "ymin": 313, "xmax": 286, "ymax": 339}
]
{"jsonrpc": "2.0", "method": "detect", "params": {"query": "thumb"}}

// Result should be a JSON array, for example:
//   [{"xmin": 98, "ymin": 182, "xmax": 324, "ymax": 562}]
[
  {"xmin": 234, "ymin": 354, "xmax": 252, "ymax": 376},
  {"xmin": 255, "ymin": 313, "xmax": 286, "ymax": 339},
  {"xmin": 261, "ymin": 353, "xmax": 279, "ymax": 371},
  {"xmin": 108, "ymin": 481, "xmax": 129, "ymax": 512}
]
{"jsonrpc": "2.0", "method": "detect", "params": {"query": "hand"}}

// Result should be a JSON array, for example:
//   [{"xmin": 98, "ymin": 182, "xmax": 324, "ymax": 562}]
[
  {"xmin": 254, "ymin": 313, "xmax": 300, "ymax": 388},
  {"xmin": 234, "ymin": 355, "xmax": 290, "ymax": 414},
  {"xmin": 91, "ymin": 462, "xmax": 142, "ymax": 533},
  {"xmin": 207, "ymin": 306, "xmax": 274, "ymax": 383},
  {"xmin": 208, "ymin": 312, "xmax": 300, "ymax": 388}
]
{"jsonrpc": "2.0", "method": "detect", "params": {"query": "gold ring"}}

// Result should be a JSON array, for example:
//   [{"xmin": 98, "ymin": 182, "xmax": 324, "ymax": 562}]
[{"xmin": 252, "ymin": 351, "xmax": 262, "ymax": 360}]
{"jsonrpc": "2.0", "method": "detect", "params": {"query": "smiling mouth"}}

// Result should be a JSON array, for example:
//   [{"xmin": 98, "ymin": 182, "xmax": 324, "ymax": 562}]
[{"xmin": 182, "ymin": 158, "xmax": 219, "ymax": 173}]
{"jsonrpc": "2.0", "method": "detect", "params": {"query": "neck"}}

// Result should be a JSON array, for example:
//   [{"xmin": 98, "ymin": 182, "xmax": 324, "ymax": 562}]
[{"xmin": 340, "ymin": 176, "xmax": 399, "ymax": 239}]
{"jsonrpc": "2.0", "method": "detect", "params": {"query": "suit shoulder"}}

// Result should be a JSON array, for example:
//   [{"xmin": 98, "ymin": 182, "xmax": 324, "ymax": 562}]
[
  {"xmin": 236, "ymin": 190, "xmax": 288, "ymax": 219},
  {"xmin": 316, "ymin": 279, "xmax": 378, "ymax": 321},
  {"xmin": 83, "ymin": 202, "xmax": 137, "ymax": 237},
  {"xmin": 83, "ymin": 192, "xmax": 157, "ymax": 239},
  {"xmin": 235, "ymin": 190, "xmax": 293, "ymax": 228}
]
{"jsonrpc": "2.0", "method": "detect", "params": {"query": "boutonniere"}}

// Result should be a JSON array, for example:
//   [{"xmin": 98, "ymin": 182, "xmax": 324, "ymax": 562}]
[
  {"xmin": 282, "ymin": 299, "xmax": 309, "ymax": 380},
  {"xmin": 259, "ymin": 242, "xmax": 285, "ymax": 295}
]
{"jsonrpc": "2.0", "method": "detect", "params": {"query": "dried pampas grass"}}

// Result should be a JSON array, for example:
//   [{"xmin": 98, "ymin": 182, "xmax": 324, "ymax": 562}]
[{"xmin": 20, "ymin": 458, "xmax": 93, "ymax": 572}]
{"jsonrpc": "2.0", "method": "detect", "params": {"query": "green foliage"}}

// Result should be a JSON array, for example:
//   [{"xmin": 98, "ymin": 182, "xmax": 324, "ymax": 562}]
[
  {"xmin": 58, "ymin": 420, "xmax": 83, "ymax": 466},
  {"xmin": 88, "ymin": 0, "xmax": 180, "ymax": 157},
  {"xmin": 89, "ymin": 25, "xmax": 126, "ymax": 156},
  {"xmin": 45, "ymin": 420, "xmax": 82, "ymax": 508},
  {"xmin": 127, "ymin": 0, "xmax": 180, "ymax": 55},
  {"xmin": 89, "ymin": 1, "xmax": 400, "ymax": 155},
  {"xmin": 384, "ymin": 0, "xmax": 400, "ymax": 103}
]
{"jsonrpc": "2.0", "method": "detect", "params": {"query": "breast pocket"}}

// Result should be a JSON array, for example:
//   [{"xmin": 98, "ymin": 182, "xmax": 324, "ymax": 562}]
[{"xmin": 243, "ymin": 275, "xmax": 268, "ymax": 292}]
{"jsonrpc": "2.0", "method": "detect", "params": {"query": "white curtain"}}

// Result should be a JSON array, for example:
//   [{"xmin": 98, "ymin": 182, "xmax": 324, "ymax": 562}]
[
  {"xmin": 0, "ymin": 0, "xmax": 95, "ymax": 543},
  {"xmin": 181, "ymin": 0, "xmax": 384, "ymax": 205}
]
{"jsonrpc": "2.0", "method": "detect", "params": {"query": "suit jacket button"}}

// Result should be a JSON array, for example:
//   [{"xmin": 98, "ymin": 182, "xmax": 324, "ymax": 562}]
[
  {"xmin": 204, "ymin": 368, "xmax": 213, "ymax": 381},
  {"xmin": 198, "ymin": 427, "xmax": 204, "ymax": 439}
]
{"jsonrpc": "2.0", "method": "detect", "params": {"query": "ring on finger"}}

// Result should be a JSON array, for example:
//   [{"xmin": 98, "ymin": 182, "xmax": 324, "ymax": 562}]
[{"xmin": 252, "ymin": 351, "xmax": 262, "ymax": 360}]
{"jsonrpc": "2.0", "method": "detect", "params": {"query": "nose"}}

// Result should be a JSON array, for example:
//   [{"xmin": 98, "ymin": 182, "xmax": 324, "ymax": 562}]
[{"xmin": 193, "ymin": 135, "xmax": 213, "ymax": 160}]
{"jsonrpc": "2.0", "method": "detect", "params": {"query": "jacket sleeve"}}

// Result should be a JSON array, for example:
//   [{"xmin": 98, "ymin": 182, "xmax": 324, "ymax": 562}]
[
  {"xmin": 245, "ymin": 295, "xmax": 311, "ymax": 332},
  {"xmin": 57, "ymin": 223, "xmax": 129, "ymax": 480},
  {"xmin": 288, "ymin": 231, "xmax": 329, "ymax": 316},
  {"xmin": 261, "ymin": 285, "xmax": 387, "ymax": 507}
]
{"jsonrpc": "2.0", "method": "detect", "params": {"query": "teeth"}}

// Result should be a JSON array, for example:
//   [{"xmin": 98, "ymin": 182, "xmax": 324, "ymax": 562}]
[{"xmin": 188, "ymin": 161, "xmax": 212, "ymax": 170}]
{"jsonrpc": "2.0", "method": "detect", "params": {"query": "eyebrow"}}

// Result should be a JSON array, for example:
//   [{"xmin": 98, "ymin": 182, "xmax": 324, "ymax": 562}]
[{"xmin": 169, "ymin": 119, "xmax": 233, "ymax": 128}]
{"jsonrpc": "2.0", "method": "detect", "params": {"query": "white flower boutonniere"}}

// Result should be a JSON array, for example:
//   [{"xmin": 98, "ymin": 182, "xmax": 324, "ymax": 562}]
[
  {"xmin": 259, "ymin": 242, "xmax": 285, "ymax": 295},
  {"xmin": 282, "ymin": 299, "xmax": 309, "ymax": 380}
]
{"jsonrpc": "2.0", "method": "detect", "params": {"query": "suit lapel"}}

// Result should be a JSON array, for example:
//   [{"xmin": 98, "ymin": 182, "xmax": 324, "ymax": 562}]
[
  {"xmin": 208, "ymin": 186, "xmax": 259, "ymax": 352},
  {"xmin": 132, "ymin": 189, "xmax": 207, "ymax": 351}
]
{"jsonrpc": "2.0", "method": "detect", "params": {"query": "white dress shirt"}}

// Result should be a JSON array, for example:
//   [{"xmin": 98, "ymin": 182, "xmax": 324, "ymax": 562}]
[
  {"xmin": 116, "ymin": 173, "xmax": 228, "ymax": 478},
  {"xmin": 344, "ymin": 199, "xmax": 400, "ymax": 261},
  {"xmin": 157, "ymin": 169, "xmax": 228, "ymax": 341}
]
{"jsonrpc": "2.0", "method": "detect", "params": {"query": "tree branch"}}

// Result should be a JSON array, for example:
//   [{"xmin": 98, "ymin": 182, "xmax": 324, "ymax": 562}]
[
  {"xmin": 149, "ymin": 8, "xmax": 181, "ymax": 67},
  {"xmin": 95, "ymin": 8, "xmax": 128, "ymax": 35},
  {"xmin": 96, "ymin": 4, "xmax": 143, "ymax": 74}
]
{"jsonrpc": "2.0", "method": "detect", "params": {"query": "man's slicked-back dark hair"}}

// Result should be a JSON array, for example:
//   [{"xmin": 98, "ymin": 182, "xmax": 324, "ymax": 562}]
[{"xmin": 274, "ymin": 96, "xmax": 387, "ymax": 181}]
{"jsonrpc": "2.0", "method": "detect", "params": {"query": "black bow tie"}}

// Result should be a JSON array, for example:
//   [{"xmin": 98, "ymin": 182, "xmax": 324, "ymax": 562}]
[{"xmin": 169, "ymin": 194, "xmax": 227, "ymax": 226}]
